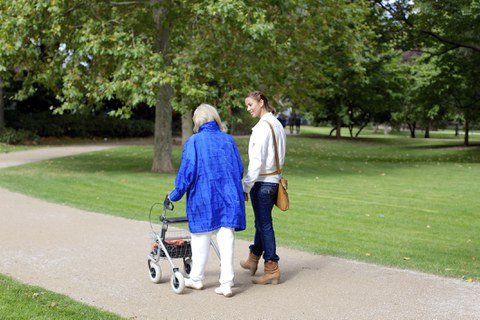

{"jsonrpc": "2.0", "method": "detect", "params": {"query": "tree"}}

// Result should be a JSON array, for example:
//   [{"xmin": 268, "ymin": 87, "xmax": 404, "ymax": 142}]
[
  {"xmin": 0, "ymin": 77, "xmax": 4, "ymax": 129},
  {"xmin": 377, "ymin": 0, "xmax": 480, "ymax": 53},
  {"xmin": 277, "ymin": 0, "xmax": 403, "ymax": 139},
  {"xmin": 0, "ymin": 1, "xmax": 50, "ymax": 130},
  {"xmin": 377, "ymin": 0, "xmax": 480, "ymax": 145},
  {"xmin": 345, "ymin": 52, "xmax": 407, "ymax": 137},
  {"xmin": 392, "ymin": 53, "xmax": 442, "ymax": 139},
  {"xmin": 0, "ymin": 0, "xmax": 284, "ymax": 171},
  {"xmin": 4, "ymin": 0, "xmax": 428, "ymax": 148},
  {"xmin": 433, "ymin": 49, "xmax": 480, "ymax": 146}
]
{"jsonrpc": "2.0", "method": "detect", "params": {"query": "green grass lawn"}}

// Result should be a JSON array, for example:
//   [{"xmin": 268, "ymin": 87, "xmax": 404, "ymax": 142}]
[
  {"xmin": 1, "ymin": 127, "xmax": 479, "ymax": 283},
  {"xmin": 0, "ymin": 274, "xmax": 123, "ymax": 319},
  {"xmin": 0, "ymin": 143, "xmax": 32, "ymax": 153}
]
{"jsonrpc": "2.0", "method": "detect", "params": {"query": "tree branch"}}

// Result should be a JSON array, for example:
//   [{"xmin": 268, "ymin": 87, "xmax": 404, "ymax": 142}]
[
  {"xmin": 63, "ymin": 2, "xmax": 87, "ymax": 16},
  {"xmin": 108, "ymin": 1, "xmax": 147, "ymax": 5},
  {"xmin": 377, "ymin": 1, "xmax": 480, "ymax": 53},
  {"xmin": 419, "ymin": 29, "xmax": 480, "ymax": 53}
]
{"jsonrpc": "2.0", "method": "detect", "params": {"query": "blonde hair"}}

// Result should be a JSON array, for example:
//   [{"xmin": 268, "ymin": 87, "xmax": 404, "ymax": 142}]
[{"xmin": 193, "ymin": 103, "xmax": 227, "ymax": 133}]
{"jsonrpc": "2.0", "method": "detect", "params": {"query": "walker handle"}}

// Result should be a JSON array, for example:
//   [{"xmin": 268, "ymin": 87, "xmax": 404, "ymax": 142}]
[{"xmin": 163, "ymin": 194, "xmax": 174, "ymax": 211}]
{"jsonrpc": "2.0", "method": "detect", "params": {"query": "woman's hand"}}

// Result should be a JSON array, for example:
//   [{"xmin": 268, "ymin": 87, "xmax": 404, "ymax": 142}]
[{"xmin": 244, "ymin": 192, "xmax": 249, "ymax": 202}]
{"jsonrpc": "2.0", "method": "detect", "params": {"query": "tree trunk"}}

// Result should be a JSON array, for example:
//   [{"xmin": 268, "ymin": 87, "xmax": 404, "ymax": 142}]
[
  {"xmin": 335, "ymin": 115, "xmax": 341, "ymax": 139},
  {"xmin": 151, "ymin": 0, "xmax": 174, "ymax": 173},
  {"xmin": 347, "ymin": 106, "xmax": 354, "ymax": 138},
  {"xmin": 152, "ymin": 84, "xmax": 174, "ymax": 172},
  {"xmin": 181, "ymin": 110, "xmax": 193, "ymax": 145},
  {"xmin": 464, "ymin": 119, "xmax": 470, "ymax": 147},
  {"xmin": 329, "ymin": 127, "xmax": 335, "ymax": 136},
  {"xmin": 408, "ymin": 122, "xmax": 416, "ymax": 138},
  {"xmin": 0, "ymin": 77, "xmax": 5, "ymax": 129},
  {"xmin": 355, "ymin": 120, "xmax": 369, "ymax": 138},
  {"xmin": 424, "ymin": 122, "xmax": 430, "ymax": 138},
  {"xmin": 348, "ymin": 125, "xmax": 354, "ymax": 138}
]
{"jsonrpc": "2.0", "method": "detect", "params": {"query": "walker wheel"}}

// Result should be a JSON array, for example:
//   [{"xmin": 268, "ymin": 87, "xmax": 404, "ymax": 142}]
[
  {"xmin": 171, "ymin": 271, "xmax": 185, "ymax": 294},
  {"xmin": 148, "ymin": 260, "xmax": 162, "ymax": 283},
  {"xmin": 183, "ymin": 257, "xmax": 192, "ymax": 275}
]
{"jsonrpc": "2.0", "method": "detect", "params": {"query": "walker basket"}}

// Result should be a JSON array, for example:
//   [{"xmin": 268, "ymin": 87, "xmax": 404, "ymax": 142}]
[{"xmin": 159, "ymin": 240, "xmax": 192, "ymax": 259}]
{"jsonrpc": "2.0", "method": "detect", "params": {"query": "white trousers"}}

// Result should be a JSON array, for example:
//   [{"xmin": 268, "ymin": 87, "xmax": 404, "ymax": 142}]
[{"xmin": 189, "ymin": 227, "xmax": 235, "ymax": 287}]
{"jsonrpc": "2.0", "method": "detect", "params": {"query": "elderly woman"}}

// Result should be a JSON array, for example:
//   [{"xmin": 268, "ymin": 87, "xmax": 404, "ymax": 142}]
[{"xmin": 168, "ymin": 104, "xmax": 246, "ymax": 297}]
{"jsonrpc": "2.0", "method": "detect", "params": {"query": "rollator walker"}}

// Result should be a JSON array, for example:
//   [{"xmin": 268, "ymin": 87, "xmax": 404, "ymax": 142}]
[{"xmin": 147, "ymin": 196, "xmax": 219, "ymax": 294}]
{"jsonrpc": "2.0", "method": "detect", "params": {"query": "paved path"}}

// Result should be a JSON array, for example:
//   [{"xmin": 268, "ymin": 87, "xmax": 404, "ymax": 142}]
[
  {"xmin": 1, "ymin": 146, "xmax": 479, "ymax": 319},
  {"xmin": 0, "ymin": 145, "xmax": 118, "ymax": 168}
]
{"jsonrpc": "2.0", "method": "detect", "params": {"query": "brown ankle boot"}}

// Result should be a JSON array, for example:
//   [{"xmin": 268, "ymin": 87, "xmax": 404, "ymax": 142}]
[
  {"xmin": 240, "ymin": 252, "xmax": 261, "ymax": 276},
  {"xmin": 252, "ymin": 261, "xmax": 280, "ymax": 285}
]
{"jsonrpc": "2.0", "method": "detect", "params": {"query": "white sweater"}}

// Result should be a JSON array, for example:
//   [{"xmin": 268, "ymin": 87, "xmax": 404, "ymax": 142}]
[{"xmin": 243, "ymin": 112, "xmax": 286, "ymax": 193}]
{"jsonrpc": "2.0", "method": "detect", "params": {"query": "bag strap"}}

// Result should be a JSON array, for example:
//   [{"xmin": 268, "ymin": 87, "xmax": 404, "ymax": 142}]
[{"xmin": 261, "ymin": 120, "xmax": 282, "ymax": 175}]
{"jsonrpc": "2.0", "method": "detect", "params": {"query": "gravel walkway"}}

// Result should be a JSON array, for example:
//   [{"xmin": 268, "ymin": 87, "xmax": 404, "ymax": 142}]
[{"xmin": 1, "ymin": 146, "xmax": 479, "ymax": 319}]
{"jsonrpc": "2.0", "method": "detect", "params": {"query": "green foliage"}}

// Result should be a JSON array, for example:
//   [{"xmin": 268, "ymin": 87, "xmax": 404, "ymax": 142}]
[
  {"xmin": 391, "ymin": 54, "xmax": 444, "ymax": 137},
  {"xmin": 379, "ymin": 0, "xmax": 480, "ymax": 142},
  {"xmin": 276, "ymin": 0, "xmax": 403, "ymax": 136},
  {"xmin": 3, "ymin": 0, "xmax": 480, "ymax": 152},
  {"xmin": 0, "ymin": 131, "xmax": 479, "ymax": 280},
  {"xmin": 412, "ymin": 0, "xmax": 480, "ymax": 51},
  {"xmin": 0, "ymin": 0, "xmax": 287, "ymax": 115},
  {"xmin": 0, "ymin": 127, "xmax": 37, "ymax": 144},
  {"xmin": 0, "ymin": 0, "xmax": 306, "ymax": 171},
  {"xmin": 0, "ymin": 274, "xmax": 123, "ymax": 319}
]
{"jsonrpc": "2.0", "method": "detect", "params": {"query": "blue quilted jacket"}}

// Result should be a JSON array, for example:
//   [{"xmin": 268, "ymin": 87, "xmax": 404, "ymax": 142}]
[{"xmin": 169, "ymin": 121, "xmax": 246, "ymax": 233}]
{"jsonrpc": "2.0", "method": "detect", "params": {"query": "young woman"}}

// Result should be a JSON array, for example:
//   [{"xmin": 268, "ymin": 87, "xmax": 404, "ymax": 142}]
[
  {"xmin": 168, "ymin": 104, "xmax": 246, "ymax": 297},
  {"xmin": 241, "ymin": 91, "xmax": 286, "ymax": 285}
]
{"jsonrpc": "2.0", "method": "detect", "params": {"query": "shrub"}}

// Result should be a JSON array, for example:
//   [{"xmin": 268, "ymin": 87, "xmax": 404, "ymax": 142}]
[
  {"xmin": 5, "ymin": 111, "xmax": 154, "ymax": 138},
  {"xmin": 0, "ymin": 127, "xmax": 38, "ymax": 145}
]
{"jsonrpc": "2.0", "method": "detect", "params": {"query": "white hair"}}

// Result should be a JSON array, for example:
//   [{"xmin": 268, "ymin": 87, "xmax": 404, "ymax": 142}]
[{"xmin": 192, "ymin": 104, "xmax": 227, "ymax": 133}]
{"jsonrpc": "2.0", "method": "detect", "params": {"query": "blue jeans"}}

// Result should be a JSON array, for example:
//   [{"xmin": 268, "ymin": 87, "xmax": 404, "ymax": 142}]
[{"xmin": 249, "ymin": 182, "xmax": 279, "ymax": 262}]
